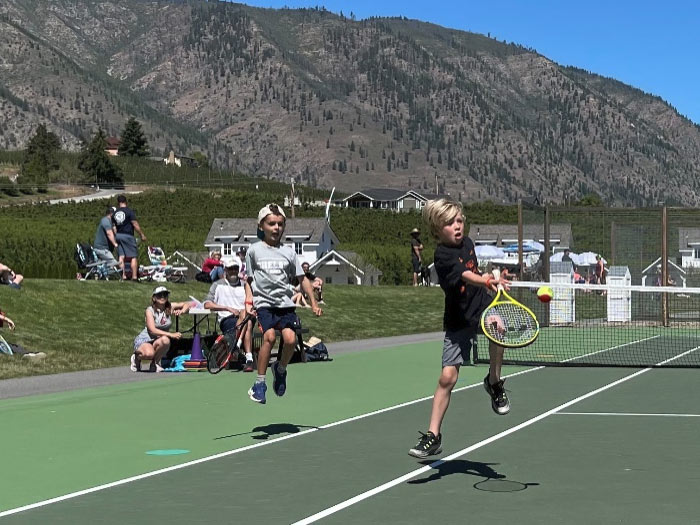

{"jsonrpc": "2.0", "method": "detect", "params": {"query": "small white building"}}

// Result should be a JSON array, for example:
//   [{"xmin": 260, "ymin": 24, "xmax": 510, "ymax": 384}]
[
  {"xmin": 310, "ymin": 250, "xmax": 382, "ymax": 286},
  {"xmin": 204, "ymin": 218, "xmax": 339, "ymax": 266},
  {"xmin": 678, "ymin": 228, "xmax": 700, "ymax": 268}
]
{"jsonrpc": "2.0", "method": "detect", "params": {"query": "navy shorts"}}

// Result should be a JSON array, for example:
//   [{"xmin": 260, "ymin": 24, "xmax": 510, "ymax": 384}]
[{"xmin": 256, "ymin": 307, "xmax": 300, "ymax": 333}]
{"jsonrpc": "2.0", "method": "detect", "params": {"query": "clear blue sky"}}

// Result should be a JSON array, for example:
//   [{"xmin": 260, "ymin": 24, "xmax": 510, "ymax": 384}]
[{"xmin": 240, "ymin": 0, "xmax": 700, "ymax": 125}]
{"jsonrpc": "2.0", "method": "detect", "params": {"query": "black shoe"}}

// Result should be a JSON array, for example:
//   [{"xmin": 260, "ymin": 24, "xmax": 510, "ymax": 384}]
[
  {"xmin": 483, "ymin": 374, "xmax": 510, "ymax": 415},
  {"xmin": 408, "ymin": 431, "xmax": 442, "ymax": 458},
  {"xmin": 272, "ymin": 361, "xmax": 287, "ymax": 396}
]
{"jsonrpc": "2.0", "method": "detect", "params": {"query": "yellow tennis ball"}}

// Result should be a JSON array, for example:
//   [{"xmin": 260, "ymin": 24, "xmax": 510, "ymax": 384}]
[{"xmin": 537, "ymin": 286, "xmax": 553, "ymax": 303}]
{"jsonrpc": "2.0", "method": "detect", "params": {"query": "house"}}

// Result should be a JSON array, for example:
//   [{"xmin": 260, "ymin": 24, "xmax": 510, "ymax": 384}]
[
  {"xmin": 468, "ymin": 224, "xmax": 573, "ymax": 253},
  {"xmin": 641, "ymin": 258, "xmax": 686, "ymax": 287},
  {"xmin": 105, "ymin": 137, "xmax": 120, "ymax": 156},
  {"xmin": 205, "ymin": 218, "xmax": 338, "ymax": 264},
  {"xmin": 164, "ymin": 150, "xmax": 199, "ymax": 168},
  {"xmin": 204, "ymin": 218, "xmax": 382, "ymax": 285},
  {"xmin": 342, "ymin": 188, "xmax": 442, "ymax": 211},
  {"xmin": 310, "ymin": 250, "xmax": 382, "ymax": 286},
  {"xmin": 678, "ymin": 228, "xmax": 700, "ymax": 268}
]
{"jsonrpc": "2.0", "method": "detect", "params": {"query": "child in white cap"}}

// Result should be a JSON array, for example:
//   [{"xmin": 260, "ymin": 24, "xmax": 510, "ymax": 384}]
[{"xmin": 244, "ymin": 204, "xmax": 322, "ymax": 404}]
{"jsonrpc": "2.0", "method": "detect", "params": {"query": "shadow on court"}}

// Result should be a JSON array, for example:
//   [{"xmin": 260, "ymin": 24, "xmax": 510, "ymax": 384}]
[
  {"xmin": 408, "ymin": 459, "xmax": 539, "ymax": 493},
  {"xmin": 214, "ymin": 423, "xmax": 320, "ymax": 441}
]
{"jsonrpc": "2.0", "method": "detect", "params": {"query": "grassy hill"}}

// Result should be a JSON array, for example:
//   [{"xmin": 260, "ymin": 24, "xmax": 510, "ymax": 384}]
[{"xmin": 0, "ymin": 279, "xmax": 444, "ymax": 379}]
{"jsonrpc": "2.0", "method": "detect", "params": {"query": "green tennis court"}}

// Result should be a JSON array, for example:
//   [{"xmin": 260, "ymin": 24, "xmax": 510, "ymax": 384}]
[{"xmin": 2, "ymin": 338, "xmax": 700, "ymax": 524}]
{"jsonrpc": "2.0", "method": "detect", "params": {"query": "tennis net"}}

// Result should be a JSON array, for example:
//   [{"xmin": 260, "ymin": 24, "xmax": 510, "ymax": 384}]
[{"xmin": 475, "ymin": 281, "xmax": 700, "ymax": 368}]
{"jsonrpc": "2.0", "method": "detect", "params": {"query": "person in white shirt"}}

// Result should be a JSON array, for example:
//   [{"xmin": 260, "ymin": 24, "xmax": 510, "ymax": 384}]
[{"xmin": 203, "ymin": 257, "xmax": 255, "ymax": 371}]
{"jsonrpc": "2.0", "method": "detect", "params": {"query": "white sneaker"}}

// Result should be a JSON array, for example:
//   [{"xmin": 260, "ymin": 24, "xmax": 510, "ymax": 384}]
[
  {"xmin": 130, "ymin": 353, "xmax": 141, "ymax": 372},
  {"xmin": 149, "ymin": 362, "xmax": 164, "ymax": 373}
]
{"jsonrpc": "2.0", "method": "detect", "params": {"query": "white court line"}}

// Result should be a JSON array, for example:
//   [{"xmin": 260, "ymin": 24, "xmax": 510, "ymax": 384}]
[
  {"xmin": 291, "ymin": 345, "xmax": 700, "ymax": 525},
  {"xmin": 563, "ymin": 335, "xmax": 660, "ymax": 363},
  {"xmin": 0, "ymin": 367, "xmax": 542, "ymax": 518},
  {"xmin": 557, "ymin": 412, "xmax": 700, "ymax": 417}
]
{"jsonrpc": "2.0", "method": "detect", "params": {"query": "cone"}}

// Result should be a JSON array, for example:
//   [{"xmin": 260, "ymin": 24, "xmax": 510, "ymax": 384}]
[{"xmin": 190, "ymin": 333, "xmax": 204, "ymax": 361}]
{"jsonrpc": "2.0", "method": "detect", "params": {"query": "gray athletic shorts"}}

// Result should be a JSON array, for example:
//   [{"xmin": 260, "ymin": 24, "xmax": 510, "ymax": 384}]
[
  {"xmin": 442, "ymin": 327, "xmax": 478, "ymax": 367},
  {"xmin": 116, "ymin": 233, "xmax": 138, "ymax": 258}
]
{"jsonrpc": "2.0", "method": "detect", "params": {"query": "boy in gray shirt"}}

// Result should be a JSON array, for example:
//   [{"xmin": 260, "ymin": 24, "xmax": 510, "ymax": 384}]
[{"xmin": 245, "ymin": 204, "xmax": 322, "ymax": 404}]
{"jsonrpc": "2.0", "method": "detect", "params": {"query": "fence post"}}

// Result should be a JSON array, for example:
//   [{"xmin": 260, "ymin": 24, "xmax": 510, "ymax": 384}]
[
  {"xmin": 518, "ymin": 199, "xmax": 523, "ymax": 281},
  {"xmin": 662, "ymin": 206, "xmax": 669, "ymax": 327}
]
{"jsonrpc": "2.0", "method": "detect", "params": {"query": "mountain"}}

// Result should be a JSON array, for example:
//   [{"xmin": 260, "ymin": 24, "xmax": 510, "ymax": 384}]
[{"xmin": 1, "ymin": 0, "xmax": 699, "ymax": 206}]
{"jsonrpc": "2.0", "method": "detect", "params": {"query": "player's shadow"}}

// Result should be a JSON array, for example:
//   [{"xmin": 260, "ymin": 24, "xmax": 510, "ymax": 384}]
[
  {"xmin": 214, "ymin": 423, "xmax": 319, "ymax": 441},
  {"xmin": 409, "ymin": 459, "xmax": 539, "ymax": 492},
  {"xmin": 408, "ymin": 459, "xmax": 504, "ymax": 485}
]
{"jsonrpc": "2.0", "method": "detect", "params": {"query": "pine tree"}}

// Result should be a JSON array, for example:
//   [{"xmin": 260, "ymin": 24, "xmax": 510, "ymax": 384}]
[
  {"xmin": 20, "ymin": 124, "xmax": 61, "ymax": 193},
  {"xmin": 118, "ymin": 117, "xmax": 150, "ymax": 157},
  {"xmin": 78, "ymin": 129, "xmax": 124, "ymax": 188}
]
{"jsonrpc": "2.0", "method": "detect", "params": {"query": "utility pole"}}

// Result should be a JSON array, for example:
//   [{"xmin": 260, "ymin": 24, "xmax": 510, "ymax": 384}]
[
  {"xmin": 290, "ymin": 178, "xmax": 296, "ymax": 218},
  {"xmin": 434, "ymin": 171, "xmax": 439, "ymax": 194}
]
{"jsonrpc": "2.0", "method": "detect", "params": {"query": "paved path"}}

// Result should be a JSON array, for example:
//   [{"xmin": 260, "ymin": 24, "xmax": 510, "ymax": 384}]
[
  {"xmin": 0, "ymin": 332, "xmax": 444, "ymax": 400},
  {"xmin": 49, "ymin": 188, "xmax": 142, "ymax": 205}
]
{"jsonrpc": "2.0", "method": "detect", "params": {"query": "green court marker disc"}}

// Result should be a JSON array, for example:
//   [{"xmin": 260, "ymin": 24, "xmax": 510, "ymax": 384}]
[{"xmin": 146, "ymin": 449, "xmax": 190, "ymax": 456}]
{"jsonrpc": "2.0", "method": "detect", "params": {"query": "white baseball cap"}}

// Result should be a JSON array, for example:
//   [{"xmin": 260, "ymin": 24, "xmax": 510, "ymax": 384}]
[
  {"xmin": 224, "ymin": 256, "xmax": 242, "ymax": 269},
  {"xmin": 257, "ymin": 203, "xmax": 286, "ymax": 223},
  {"xmin": 152, "ymin": 286, "xmax": 170, "ymax": 296}
]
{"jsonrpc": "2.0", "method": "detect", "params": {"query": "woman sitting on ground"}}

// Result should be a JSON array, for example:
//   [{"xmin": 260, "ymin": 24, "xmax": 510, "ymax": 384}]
[
  {"xmin": 202, "ymin": 251, "xmax": 224, "ymax": 282},
  {"xmin": 131, "ymin": 286, "xmax": 189, "ymax": 372},
  {"xmin": 0, "ymin": 262, "xmax": 23, "ymax": 290}
]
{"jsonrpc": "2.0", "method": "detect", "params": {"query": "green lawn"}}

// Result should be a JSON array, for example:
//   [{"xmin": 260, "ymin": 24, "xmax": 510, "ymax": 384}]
[{"xmin": 0, "ymin": 280, "xmax": 444, "ymax": 379}]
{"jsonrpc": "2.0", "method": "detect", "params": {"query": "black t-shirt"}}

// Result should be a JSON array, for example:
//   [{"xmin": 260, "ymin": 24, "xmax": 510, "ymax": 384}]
[
  {"xmin": 410, "ymin": 237, "xmax": 422, "ymax": 261},
  {"xmin": 433, "ymin": 238, "xmax": 492, "ymax": 331},
  {"xmin": 112, "ymin": 206, "xmax": 137, "ymax": 236}
]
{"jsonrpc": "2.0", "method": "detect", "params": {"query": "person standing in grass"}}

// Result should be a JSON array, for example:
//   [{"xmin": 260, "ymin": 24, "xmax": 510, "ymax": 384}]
[
  {"xmin": 409, "ymin": 198, "xmax": 510, "ymax": 459},
  {"xmin": 244, "ymin": 204, "xmax": 322, "ymax": 404},
  {"xmin": 113, "ymin": 194, "xmax": 147, "ymax": 281},
  {"xmin": 131, "ymin": 286, "xmax": 189, "ymax": 372}
]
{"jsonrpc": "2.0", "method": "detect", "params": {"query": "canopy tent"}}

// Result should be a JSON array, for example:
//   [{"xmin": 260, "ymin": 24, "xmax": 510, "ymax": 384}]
[
  {"xmin": 502, "ymin": 241, "xmax": 545, "ymax": 253},
  {"xmin": 550, "ymin": 251, "xmax": 581, "ymax": 265},
  {"xmin": 475, "ymin": 245, "xmax": 506, "ymax": 258},
  {"xmin": 577, "ymin": 251, "xmax": 607, "ymax": 265}
]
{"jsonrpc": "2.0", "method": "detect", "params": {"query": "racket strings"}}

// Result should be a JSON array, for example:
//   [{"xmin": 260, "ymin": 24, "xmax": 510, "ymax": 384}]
[{"xmin": 484, "ymin": 303, "xmax": 538, "ymax": 346}]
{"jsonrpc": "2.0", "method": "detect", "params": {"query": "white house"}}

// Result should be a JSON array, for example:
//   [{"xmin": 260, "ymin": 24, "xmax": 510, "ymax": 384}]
[
  {"xmin": 310, "ymin": 250, "xmax": 382, "ymax": 286},
  {"xmin": 204, "ymin": 218, "xmax": 339, "ymax": 266},
  {"xmin": 342, "ymin": 188, "xmax": 442, "ymax": 211},
  {"xmin": 678, "ymin": 228, "xmax": 700, "ymax": 268}
]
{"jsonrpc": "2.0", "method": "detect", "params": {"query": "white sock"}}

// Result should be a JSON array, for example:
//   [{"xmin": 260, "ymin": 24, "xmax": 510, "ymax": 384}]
[
  {"xmin": 245, "ymin": 352, "xmax": 253, "ymax": 361},
  {"xmin": 256, "ymin": 374, "xmax": 266, "ymax": 384}
]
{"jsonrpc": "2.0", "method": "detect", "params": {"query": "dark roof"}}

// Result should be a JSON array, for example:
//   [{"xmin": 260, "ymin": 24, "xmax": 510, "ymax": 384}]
[
  {"xmin": 105, "ymin": 137, "xmax": 121, "ymax": 148},
  {"xmin": 205, "ymin": 218, "xmax": 336, "ymax": 246},
  {"xmin": 469, "ymin": 224, "xmax": 573, "ymax": 249}
]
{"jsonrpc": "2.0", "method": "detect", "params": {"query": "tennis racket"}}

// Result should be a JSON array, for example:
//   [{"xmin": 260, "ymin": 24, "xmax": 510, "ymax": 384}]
[
  {"xmin": 207, "ymin": 313, "xmax": 256, "ymax": 374},
  {"xmin": 480, "ymin": 271, "xmax": 539, "ymax": 348}
]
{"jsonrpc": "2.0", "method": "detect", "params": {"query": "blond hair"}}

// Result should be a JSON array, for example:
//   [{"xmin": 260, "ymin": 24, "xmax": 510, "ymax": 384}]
[{"xmin": 423, "ymin": 199, "xmax": 463, "ymax": 239}]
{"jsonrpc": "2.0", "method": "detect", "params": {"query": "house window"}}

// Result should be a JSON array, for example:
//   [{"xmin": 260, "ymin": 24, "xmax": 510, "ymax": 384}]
[
  {"xmin": 325, "ymin": 276, "xmax": 332, "ymax": 284},
  {"xmin": 694, "ymin": 248, "xmax": 700, "ymax": 259},
  {"xmin": 295, "ymin": 242, "xmax": 303, "ymax": 255},
  {"xmin": 347, "ymin": 276, "xmax": 355, "ymax": 285},
  {"xmin": 223, "ymin": 243, "xmax": 232, "ymax": 256}
]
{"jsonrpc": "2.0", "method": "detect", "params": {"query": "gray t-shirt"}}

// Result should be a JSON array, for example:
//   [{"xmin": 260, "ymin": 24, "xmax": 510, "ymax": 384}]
[
  {"xmin": 136, "ymin": 306, "xmax": 172, "ymax": 340},
  {"xmin": 94, "ymin": 216, "xmax": 114, "ymax": 251},
  {"xmin": 246, "ymin": 241, "xmax": 303, "ymax": 309}
]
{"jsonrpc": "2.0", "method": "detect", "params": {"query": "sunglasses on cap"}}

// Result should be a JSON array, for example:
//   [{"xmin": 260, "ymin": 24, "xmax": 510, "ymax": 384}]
[{"xmin": 154, "ymin": 292, "xmax": 169, "ymax": 299}]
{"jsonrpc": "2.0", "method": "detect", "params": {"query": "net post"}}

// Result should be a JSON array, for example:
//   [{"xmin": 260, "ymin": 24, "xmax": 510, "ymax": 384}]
[{"xmin": 662, "ymin": 205, "xmax": 669, "ymax": 327}]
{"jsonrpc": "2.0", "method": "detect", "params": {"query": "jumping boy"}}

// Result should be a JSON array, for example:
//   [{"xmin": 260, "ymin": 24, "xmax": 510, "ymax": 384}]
[
  {"xmin": 245, "ymin": 204, "xmax": 322, "ymax": 404},
  {"xmin": 409, "ymin": 198, "xmax": 510, "ymax": 458}
]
